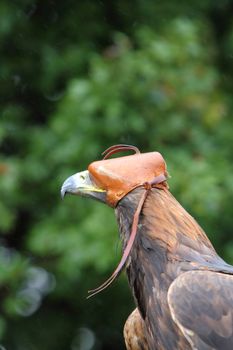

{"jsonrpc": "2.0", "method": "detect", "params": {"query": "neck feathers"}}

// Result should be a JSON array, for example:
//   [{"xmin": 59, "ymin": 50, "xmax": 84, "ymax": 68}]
[
  {"xmin": 115, "ymin": 187, "xmax": 228, "ymax": 350},
  {"xmin": 143, "ymin": 188, "xmax": 215, "ymax": 252},
  {"xmin": 116, "ymin": 187, "xmax": 219, "ymax": 266}
]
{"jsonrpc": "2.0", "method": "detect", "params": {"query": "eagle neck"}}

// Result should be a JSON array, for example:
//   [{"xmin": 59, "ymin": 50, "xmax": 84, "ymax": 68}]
[
  {"xmin": 115, "ymin": 187, "xmax": 193, "ymax": 349},
  {"xmin": 116, "ymin": 187, "xmax": 220, "ymax": 270}
]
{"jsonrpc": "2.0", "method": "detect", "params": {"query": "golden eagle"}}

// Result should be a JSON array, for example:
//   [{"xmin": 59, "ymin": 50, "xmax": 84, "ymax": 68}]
[{"xmin": 61, "ymin": 145, "xmax": 233, "ymax": 350}]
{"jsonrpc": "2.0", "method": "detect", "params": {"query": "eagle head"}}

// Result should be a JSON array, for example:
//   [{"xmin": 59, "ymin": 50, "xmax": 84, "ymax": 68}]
[{"xmin": 61, "ymin": 144, "xmax": 167, "ymax": 207}]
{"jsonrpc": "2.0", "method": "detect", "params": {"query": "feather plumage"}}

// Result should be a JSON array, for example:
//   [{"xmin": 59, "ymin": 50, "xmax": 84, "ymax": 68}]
[{"xmin": 116, "ymin": 187, "xmax": 233, "ymax": 349}]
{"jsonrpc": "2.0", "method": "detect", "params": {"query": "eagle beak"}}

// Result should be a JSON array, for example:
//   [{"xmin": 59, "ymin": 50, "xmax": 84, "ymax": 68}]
[{"xmin": 61, "ymin": 170, "xmax": 107, "ymax": 203}]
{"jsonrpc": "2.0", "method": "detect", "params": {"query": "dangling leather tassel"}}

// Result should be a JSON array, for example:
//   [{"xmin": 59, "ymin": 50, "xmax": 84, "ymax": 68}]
[
  {"xmin": 87, "ymin": 188, "xmax": 149, "ymax": 298},
  {"xmin": 87, "ymin": 173, "xmax": 167, "ymax": 298}
]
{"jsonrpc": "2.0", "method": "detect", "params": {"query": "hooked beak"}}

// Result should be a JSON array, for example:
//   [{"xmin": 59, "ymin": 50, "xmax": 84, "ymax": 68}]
[{"xmin": 61, "ymin": 170, "xmax": 107, "ymax": 203}]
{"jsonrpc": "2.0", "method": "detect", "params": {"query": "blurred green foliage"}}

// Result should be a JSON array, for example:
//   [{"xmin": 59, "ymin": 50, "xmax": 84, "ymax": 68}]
[{"xmin": 1, "ymin": 1, "xmax": 233, "ymax": 349}]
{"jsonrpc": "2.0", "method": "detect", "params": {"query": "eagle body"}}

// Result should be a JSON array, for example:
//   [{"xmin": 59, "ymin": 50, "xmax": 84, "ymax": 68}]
[
  {"xmin": 61, "ymin": 146, "xmax": 233, "ymax": 350},
  {"xmin": 116, "ymin": 188, "xmax": 233, "ymax": 350}
]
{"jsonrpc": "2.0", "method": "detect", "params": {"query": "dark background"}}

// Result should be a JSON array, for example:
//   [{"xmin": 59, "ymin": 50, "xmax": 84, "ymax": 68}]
[{"xmin": 1, "ymin": 1, "xmax": 233, "ymax": 349}]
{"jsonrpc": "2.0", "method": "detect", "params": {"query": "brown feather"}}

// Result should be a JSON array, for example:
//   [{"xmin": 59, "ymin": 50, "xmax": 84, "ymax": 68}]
[
  {"xmin": 124, "ymin": 308, "xmax": 149, "ymax": 350},
  {"xmin": 115, "ymin": 187, "xmax": 233, "ymax": 349},
  {"xmin": 168, "ymin": 271, "xmax": 233, "ymax": 350}
]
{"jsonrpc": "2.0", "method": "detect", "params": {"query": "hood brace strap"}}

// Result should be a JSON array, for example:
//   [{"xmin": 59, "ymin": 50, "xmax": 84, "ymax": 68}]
[{"xmin": 87, "ymin": 173, "xmax": 167, "ymax": 298}]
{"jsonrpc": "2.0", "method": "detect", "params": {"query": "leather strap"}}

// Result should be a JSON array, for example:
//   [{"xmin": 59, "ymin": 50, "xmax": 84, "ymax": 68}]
[{"xmin": 87, "ymin": 173, "xmax": 167, "ymax": 298}]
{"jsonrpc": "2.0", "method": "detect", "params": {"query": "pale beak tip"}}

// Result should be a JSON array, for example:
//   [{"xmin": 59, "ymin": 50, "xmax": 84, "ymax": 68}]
[
  {"xmin": 60, "ymin": 176, "xmax": 75, "ymax": 200},
  {"xmin": 61, "ymin": 188, "xmax": 66, "ymax": 200}
]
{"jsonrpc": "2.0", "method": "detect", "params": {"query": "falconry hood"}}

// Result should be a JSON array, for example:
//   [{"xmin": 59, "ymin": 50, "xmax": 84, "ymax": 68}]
[{"xmin": 88, "ymin": 145, "xmax": 168, "ymax": 207}]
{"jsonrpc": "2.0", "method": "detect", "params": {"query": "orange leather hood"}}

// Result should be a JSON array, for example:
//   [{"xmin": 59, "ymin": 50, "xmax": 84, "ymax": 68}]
[{"xmin": 88, "ymin": 146, "xmax": 167, "ymax": 207}]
